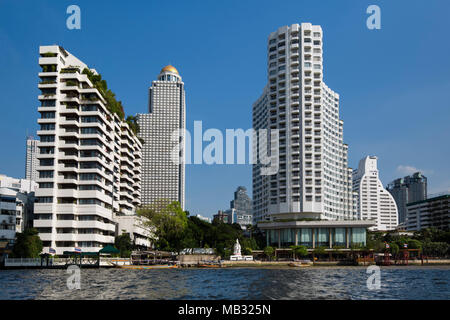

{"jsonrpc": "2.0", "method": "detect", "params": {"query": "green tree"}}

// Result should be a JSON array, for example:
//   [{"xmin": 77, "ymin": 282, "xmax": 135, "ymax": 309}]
[
  {"xmin": 114, "ymin": 232, "xmax": 133, "ymax": 257},
  {"xmin": 264, "ymin": 246, "xmax": 275, "ymax": 261},
  {"xmin": 389, "ymin": 242, "xmax": 400, "ymax": 256},
  {"xmin": 11, "ymin": 228, "xmax": 43, "ymax": 258},
  {"xmin": 137, "ymin": 199, "xmax": 188, "ymax": 253},
  {"xmin": 422, "ymin": 241, "xmax": 449, "ymax": 257},
  {"xmin": 407, "ymin": 239, "xmax": 422, "ymax": 250},
  {"xmin": 313, "ymin": 246, "xmax": 327, "ymax": 260},
  {"xmin": 291, "ymin": 245, "xmax": 308, "ymax": 259}
]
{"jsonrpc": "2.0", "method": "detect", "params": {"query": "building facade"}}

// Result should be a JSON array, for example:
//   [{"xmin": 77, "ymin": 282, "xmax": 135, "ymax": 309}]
[
  {"xmin": 406, "ymin": 194, "xmax": 449, "ymax": 231},
  {"xmin": 115, "ymin": 215, "xmax": 153, "ymax": 250},
  {"xmin": 34, "ymin": 45, "xmax": 142, "ymax": 255},
  {"xmin": 0, "ymin": 174, "xmax": 37, "ymax": 246},
  {"xmin": 25, "ymin": 136, "xmax": 39, "ymax": 181},
  {"xmin": 137, "ymin": 65, "xmax": 186, "ymax": 209},
  {"xmin": 213, "ymin": 210, "xmax": 228, "ymax": 224},
  {"xmin": 225, "ymin": 208, "xmax": 253, "ymax": 229},
  {"xmin": 352, "ymin": 156, "xmax": 398, "ymax": 231},
  {"xmin": 229, "ymin": 186, "xmax": 252, "ymax": 228},
  {"xmin": 387, "ymin": 172, "xmax": 427, "ymax": 224},
  {"xmin": 252, "ymin": 23, "xmax": 355, "ymax": 223},
  {"xmin": 258, "ymin": 213, "xmax": 375, "ymax": 249}
]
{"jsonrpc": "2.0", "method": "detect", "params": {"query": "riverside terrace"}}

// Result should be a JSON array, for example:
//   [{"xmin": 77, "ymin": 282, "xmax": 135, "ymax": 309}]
[{"xmin": 257, "ymin": 213, "xmax": 376, "ymax": 249}]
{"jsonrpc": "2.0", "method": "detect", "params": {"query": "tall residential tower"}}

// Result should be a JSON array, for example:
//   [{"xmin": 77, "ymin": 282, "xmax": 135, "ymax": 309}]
[
  {"xmin": 137, "ymin": 65, "xmax": 186, "ymax": 209},
  {"xmin": 252, "ymin": 23, "xmax": 355, "ymax": 223},
  {"xmin": 34, "ymin": 45, "xmax": 142, "ymax": 255}
]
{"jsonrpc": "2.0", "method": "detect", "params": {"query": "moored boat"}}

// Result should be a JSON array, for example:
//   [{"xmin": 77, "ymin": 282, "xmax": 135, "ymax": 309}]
[
  {"xmin": 288, "ymin": 262, "xmax": 312, "ymax": 267},
  {"xmin": 116, "ymin": 264, "xmax": 178, "ymax": 270},
  {"xmin": 198, "ymin": 263, "xmax": 221, "ymax": 268}
]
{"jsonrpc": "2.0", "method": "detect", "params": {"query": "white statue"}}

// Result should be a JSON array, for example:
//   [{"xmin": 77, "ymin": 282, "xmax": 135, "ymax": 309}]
[{"xmin": 233, "ymin": 239, "xmax": 241, "ymax": 256}]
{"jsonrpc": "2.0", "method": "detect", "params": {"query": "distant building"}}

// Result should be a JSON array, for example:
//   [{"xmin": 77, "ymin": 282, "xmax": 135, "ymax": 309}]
[
  {"xmin": 387, "ymin": 172, "xmax": 427, "ymax": 224},
  {"xmin": 193, "ymin": 214, "xmax": 211, "ymax": 223},
  {"xmin": 115, "ymin": 215, "xmax": 153, "ymax": 250},
  {"xmin": 229, "ymin": 186, "xmax": 252, "ymax": 229},
  {"xmin": 225, "ymin": 208, "xmax": 252, "ymax": 230},
  {"xmin": 352, "ymin": 156, "xmax": 398, "ymax": 231},
  {"xmin": 406, "ymin": 194, "xmax": 449, "ymax": 231},
  {"xmin": 213, "ymin": 210, "xmax": 228, "ymax": 224},
  {"xmin": 25, "ymin": 136, "xmax": 39, "ymax": 181},
  {"xmin": 0, "ymin": 174, "xmax": 37, "ymax": 246}
]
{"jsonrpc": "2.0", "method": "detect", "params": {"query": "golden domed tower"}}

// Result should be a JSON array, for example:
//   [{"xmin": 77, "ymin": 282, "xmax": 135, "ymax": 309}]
[
  {"xmin": 136, "ymin": 65, "xmax": 186, "ymax": 210},
  {"xmin": 158, "ymin": 65, "xmax": 181, "ymax": 81}
]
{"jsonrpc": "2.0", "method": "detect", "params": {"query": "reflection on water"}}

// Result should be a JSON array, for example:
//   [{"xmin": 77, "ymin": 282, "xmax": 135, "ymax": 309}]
[{"xmin": 0, "ymin": 266, "xmax": 449, "ymax": 300}]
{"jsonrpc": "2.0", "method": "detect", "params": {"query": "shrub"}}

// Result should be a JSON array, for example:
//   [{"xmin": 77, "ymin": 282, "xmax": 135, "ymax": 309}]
[{"xmin": 264, "ymin": 246, "xmax": 275, "ymax": 261}]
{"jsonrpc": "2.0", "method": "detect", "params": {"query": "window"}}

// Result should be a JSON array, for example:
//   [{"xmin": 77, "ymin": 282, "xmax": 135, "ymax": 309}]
[
  {"xmin": 40, "ymin": 135, "xmax": 55, "ymax": 142},
  {"xmin": 39, "ymin": 147, "xmax": 54, "ymax": 154},
  {"xmin": 36, "ymin": 197, "xmax": 53, "ymax": 203},
  {"xmin": 39, "ymin": 182, "xmax": 54, "ymax": 188},
  {"xmin": 41, "ymin": 112, "xmax": 55, "ymax": 119},
  {"xmin": 39, "ymin": 171, "xmax": 53, "ymax": 178},
  {"xmin": 40, "ymin": 123, "xmax": 55, "ymax": 131}
]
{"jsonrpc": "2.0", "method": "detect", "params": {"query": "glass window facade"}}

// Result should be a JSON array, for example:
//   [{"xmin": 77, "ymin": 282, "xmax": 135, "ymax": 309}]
[
  {"xmin": 264, "ymin": 226, "xmax": 367, "ymax": 249},
  {"xmin": 333, "ymin": 228, "xmax": 346, "ymax": 246},
  {"xmin": 299, "ymin": 228, "xmax": 312, "ymax": 247},
  {"xmin": 351, "ymin": 228, "xmax": 366, "ymax": 247},
  {"xmin": 280, "ymin": 229, "xmax": 295, "ymax": 247},
  {"xmin": 316, "ymin": 228, "xmax": 329, "ymax": 247}
]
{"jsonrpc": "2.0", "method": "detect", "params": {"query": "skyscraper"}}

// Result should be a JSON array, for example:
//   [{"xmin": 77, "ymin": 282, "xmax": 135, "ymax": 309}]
[
  {"xmin": 386, "ymin": 172, "xmax": 427, "ymax": 224},
  {"xmin": 352, "ymin": 156, "xmax": 398, "ymax": 231},
  {"xmin": 252, "ymin": 23, "xmax": 355, "ymax": 223},
  {"xmin": 137, "ymin": 65, "xmax": 186, "ymax": 209},
  {"xmin": 25, "ymin": 136, "xmax": 39, "ymax": 181},
  {"xmin": 34, "ymin": 45, "xmax": 142, "ymax": 254},
  {"xmin": 228, "ymin": 186, "xmax": 253, "ymax": 228}
]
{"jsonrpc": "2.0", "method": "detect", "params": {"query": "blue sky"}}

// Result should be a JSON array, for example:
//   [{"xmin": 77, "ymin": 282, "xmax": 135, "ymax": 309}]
[{"xmin": 0, "ymin": 0, "xmax": 449, "ymax": 219}]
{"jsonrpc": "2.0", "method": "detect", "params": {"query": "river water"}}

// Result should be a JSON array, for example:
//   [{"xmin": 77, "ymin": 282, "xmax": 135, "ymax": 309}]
[{"xmin": 0, "ymin": 266, "xmax": 449, "ymax": 300}]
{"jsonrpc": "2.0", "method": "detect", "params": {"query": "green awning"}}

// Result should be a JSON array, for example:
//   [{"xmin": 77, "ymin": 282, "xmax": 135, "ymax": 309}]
[
  {"xmin": 99, "ymin": 245, "xmax": 120, "ymax": 254},
  {"xmin": 62, "ymin": 251, "xmax": 99, "ymax": 256}
]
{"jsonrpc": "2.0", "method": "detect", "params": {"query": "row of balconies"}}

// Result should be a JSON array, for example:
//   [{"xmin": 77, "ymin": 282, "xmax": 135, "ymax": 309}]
[{"xmin": 38, "ymin": 232, "xmax": 114, "ymax": 243}]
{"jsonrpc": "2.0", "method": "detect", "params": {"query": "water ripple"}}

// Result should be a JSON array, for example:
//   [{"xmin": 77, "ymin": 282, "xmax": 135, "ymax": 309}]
[{"xmin": 0, "ymin": 266, "xmax": 448, "ymax": 300}]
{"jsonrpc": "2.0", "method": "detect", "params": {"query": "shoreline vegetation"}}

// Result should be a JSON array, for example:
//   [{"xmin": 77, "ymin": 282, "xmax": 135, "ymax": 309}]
[{"xmin": 4, "ymin": 201, "xmax": 449, "ymax": 268}]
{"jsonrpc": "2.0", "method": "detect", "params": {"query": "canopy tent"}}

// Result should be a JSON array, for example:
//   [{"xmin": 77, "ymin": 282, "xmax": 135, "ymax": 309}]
[{"xmin": 99, "ymin": 245, "xmax": 120, "ymax": 254}]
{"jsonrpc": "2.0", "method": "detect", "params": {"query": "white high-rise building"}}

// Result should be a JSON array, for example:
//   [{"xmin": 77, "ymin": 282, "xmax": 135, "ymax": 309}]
[
  {"xmin": 252, "ymin": 23, "xmax": 355, "ymax": 223},
  {"xmin": 352, "ymin": 156, "xmax": 398, "ymax": 231},
  {"xmin": 34, "ymin": 45, "xmax": 142, "ymax": 255},
  {"xmin": 137, "ymin": 65, "xmax": 186, "ymax": 209},
  {"xmin": 25, "ymin": 136, "xmax": 39, "ymax": 181}
]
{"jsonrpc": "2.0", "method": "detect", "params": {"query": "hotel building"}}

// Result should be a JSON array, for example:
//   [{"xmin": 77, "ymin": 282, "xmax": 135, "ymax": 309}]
[
  {"xmin": 252, "ymin": 23, "xmax": 355, "ymax": 223},
  {"xmin": 352, "ymin": 156, "xmax": 398, "ymax": 231},
  {"xmin": 34, "ymin": 45, "xmax": 142, "ymax": 255},
  {"xmin": 137, "ymin": 65, "xmax": 186, "ymax": 209}
]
